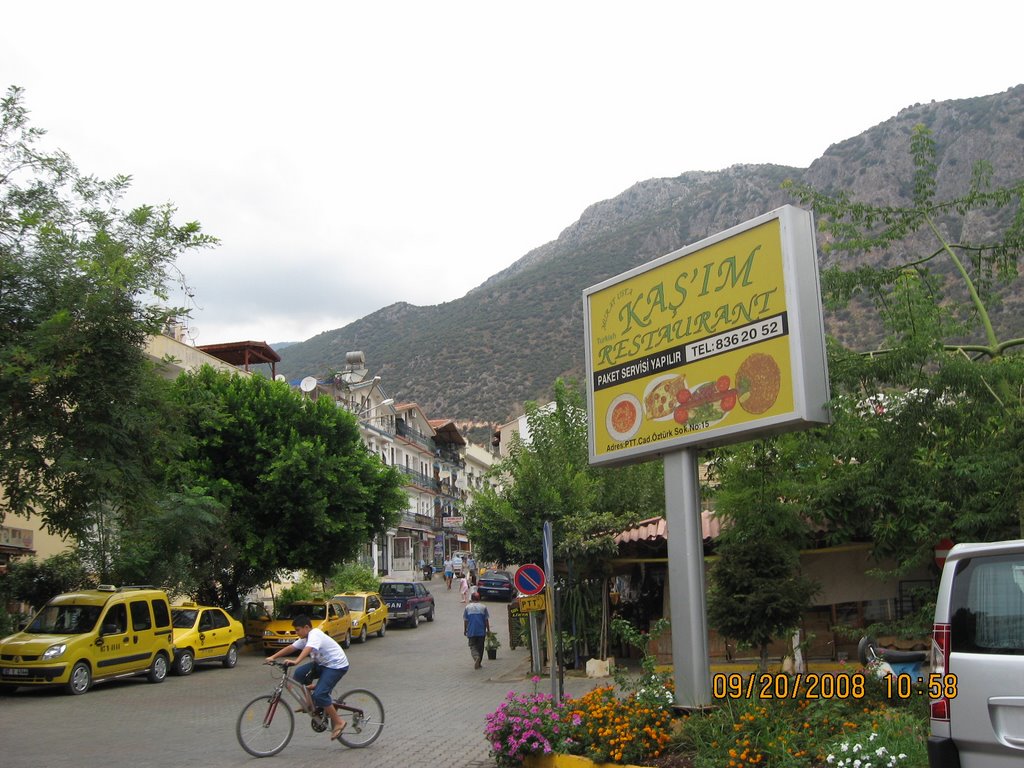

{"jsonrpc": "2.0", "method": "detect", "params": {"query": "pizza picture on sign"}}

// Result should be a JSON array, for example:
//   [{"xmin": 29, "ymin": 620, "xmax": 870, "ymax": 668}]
[{"xmin": 643, "ymin": 374, "xmax": 687, "ymax": 420}]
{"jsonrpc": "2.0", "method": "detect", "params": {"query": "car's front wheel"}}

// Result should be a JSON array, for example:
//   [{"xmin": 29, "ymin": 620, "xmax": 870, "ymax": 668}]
[
  {"xmin": 174, "ymin": 649, "xmax": 195, "ymax": 675},
  {"xmin": 358, "ymin": 625, "xmax": 368, "ymax": 644},
  {"xmin": 223, "ymin": 643, "xmax": 239, "ymax": 668},
  {"xmin": 425, "ymin": 606, "xmax": 435, "ymax": 622},
  {"xmin": 377, "ymin": 621, "xmax": 386, "ymax": 638},
  {"xmin": 341, "ymin": 631, "xmax": 351, "ymax": 649},
  {"xmin": 66, "ymin": 661, "xmax": 91, "ymax": 695}
]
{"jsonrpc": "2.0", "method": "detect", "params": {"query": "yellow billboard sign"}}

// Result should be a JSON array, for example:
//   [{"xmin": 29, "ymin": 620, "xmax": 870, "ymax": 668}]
[{"xmin": 584, "ymin": 206, "xmax": 829, "ymax": 466}]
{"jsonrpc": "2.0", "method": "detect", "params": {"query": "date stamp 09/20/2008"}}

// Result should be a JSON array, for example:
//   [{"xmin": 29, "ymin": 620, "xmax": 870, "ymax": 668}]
[{"xmin": 712, "ymin": 672, "xmax": 958, "ymax": 701}]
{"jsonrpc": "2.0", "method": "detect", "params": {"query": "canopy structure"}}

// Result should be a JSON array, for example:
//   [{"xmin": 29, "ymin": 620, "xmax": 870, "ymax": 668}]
[{"xmin": 197, "ymin": 340, "xmax": 281, "ymax": 378}]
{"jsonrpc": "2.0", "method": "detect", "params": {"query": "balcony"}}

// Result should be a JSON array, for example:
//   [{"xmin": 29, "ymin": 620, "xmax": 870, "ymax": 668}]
[
  {"xmin": 396, "ymin": 421, "xmax": 434, "ymax": 451},
  {"xmin": 396, "ymin": 466, "xmax": 439, "ymax": 491}
]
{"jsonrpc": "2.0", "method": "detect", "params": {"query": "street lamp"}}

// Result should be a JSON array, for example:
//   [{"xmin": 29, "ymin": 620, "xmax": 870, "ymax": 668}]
[{"xmin": 358, "ymin": 398, "xmax": 394, "ymax": 419}]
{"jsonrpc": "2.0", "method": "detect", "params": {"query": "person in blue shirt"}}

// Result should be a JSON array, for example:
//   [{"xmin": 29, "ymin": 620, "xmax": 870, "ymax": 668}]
[{"xmin": 463, "ymin": 591, "xmax": 490, "ymax": 669}]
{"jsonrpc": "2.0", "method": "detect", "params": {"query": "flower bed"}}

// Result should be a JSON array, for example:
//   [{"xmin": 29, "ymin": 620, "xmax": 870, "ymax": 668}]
[
  {"xmin": 483, "ymin": 671, "xmax": 929, "ymax": 767},
  {"xmin": 484, "ymin": 677, "xmax": 675, "ymax": 767}
]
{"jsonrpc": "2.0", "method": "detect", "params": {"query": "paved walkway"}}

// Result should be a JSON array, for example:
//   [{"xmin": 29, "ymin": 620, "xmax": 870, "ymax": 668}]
[{"xmin": 0, "ymin": 578, "xmax": 613, "ymax": 768}]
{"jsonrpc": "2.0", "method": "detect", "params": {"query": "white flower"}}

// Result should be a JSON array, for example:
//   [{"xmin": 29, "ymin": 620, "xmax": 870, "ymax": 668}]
[
  {"xmin": 876, "ymin": 747, "xmax": 888, "ymax": 756},
  {"xmin": 869, "ymin": 732, "xmax": 878, "ymax": 741},
  {"xmin": 853, "ymin": 760, "xmax": 862, "ymax": 768},
  {"xmin": 853, "ymin": 743, "xmax": 863, "ymax": 752}
]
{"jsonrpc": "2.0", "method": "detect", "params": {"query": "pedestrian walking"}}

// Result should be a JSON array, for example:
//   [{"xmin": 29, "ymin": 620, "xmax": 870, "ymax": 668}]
[
  {"xmin": 459, "ymin": 574, "xmax": 469, "ymax": 603},
  {"xmin": 463, "ymin": 591, "xmax": 490, "ymax": 669},
  {"xmin": 467, "ymin": 555, "xmax": 478, "ymax": 585},
  {"xmin": 443, "ymin": 558, "xmax": 454, "ymax": 590}
]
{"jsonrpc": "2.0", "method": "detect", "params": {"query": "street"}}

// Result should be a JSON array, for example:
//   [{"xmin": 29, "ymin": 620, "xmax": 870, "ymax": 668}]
[{"xmin": 0, "ymin": 581, "xmax": 601, "ymax": 768}]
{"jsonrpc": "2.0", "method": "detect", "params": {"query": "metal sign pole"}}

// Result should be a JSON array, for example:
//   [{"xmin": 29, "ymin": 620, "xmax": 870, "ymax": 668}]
[
  {"xmin": 543, "ymin": 521, "xmax": 561, "ymax": 703},
  {"xmin": 664, "ymin": 447, "xmax": 711, "ymax": 709}
]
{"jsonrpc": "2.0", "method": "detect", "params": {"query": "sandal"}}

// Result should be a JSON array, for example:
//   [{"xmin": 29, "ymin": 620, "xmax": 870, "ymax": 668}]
[{"xmin": 330, "ymin": 722, "xmax": 346, "ymax": 741}]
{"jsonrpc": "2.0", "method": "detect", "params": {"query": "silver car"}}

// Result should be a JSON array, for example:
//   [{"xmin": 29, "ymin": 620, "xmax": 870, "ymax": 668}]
[{"xmin": 929, "ymin": 539, "xmax": 1024, "ymax": 767}]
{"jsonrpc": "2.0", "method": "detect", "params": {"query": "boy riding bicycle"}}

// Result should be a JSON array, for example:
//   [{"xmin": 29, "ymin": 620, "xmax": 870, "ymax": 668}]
[{"xmin": 265, "ymin": 614, "xmax": 349, "ymax": 740}]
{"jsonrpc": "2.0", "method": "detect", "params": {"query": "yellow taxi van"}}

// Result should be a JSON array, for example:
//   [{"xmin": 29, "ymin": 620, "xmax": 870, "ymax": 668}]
[{"xmin": 0, "ymin": 585, "xmax": 174, "ymax": 695}]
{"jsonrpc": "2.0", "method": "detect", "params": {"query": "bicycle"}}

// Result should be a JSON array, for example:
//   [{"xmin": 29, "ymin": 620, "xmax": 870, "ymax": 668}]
[{"xmin": 236, "ymin": 660, "xmax": 385, "ymax": 757}]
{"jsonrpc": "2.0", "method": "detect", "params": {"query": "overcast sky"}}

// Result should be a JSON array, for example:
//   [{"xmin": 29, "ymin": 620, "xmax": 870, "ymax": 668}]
[{"xmin": 4, "ymin": 2, "xmax": 1021, "ymax": 345}]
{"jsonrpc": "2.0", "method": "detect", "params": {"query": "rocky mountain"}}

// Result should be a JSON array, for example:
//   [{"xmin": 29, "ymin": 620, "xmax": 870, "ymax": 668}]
[{"xmin": 279, "ymin": 85, "xmax": 1024, "ymax": 438}]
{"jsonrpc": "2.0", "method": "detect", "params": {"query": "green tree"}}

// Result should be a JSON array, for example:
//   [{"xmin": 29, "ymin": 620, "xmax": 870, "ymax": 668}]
[
  {"xmin": 706, "ymin": 438, "xmax": 819, "ymax": 671},
  {"xmin": 0, "ymin": 85, "xmax": 215, "ymax": 536},
  {"xmin": 1, "ymin": 549, "xmax": 95, "ymax": 610},
  {"xmin": 168, "ymin": 367, "xmax": 406, "ymax": 611},
  {"xmin": 784, "ymin": 125, "xmax": 1024, "ymax": 571},
  {"xmin": 465, "ymin": 378, "xmax": 665, "ymax": 658}
]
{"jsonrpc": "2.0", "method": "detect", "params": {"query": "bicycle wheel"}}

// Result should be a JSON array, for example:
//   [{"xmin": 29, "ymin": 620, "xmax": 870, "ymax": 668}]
[
  {"xmin": 334, "ymin": 688, "xmax": 385, "ymax": 748},
  {"xmin": 237, "ymin": 694, "xmax": 295, "ymax": 757}
]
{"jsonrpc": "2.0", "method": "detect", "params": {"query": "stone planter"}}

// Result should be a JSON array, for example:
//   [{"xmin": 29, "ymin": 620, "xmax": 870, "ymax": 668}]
[{"xmin": 523, "ymin": 753, "xmax": 651, "ymax": 768}]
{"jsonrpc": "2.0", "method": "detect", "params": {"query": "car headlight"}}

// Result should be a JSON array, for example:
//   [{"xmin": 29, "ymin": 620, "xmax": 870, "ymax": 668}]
[
  {"xmin": 263, "ymin": 630, "xmax": 274, "ymax": 636},
  {"xmin": 351, "ymin": 619, "xmax": 359, "ymax": 627},
  {"xmin": 42, "ymin": 643, "xmax": 67, "ymax": 660}
]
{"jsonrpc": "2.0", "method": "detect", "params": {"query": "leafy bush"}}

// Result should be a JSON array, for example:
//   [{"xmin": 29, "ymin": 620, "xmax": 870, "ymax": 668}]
[{"xmin": 329, "ymin": 562, "xmax": 380, "ymax": 593}]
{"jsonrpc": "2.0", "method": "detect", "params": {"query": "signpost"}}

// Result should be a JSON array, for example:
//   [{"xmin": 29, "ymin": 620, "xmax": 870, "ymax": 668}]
[
  {"xmin": 518, "ymin": 594, "xmax": 546, "ymax": 612},
  {"xmin": 582, "ymin": 205, "xmax": 830, "ymax": 710},
  {"xmin": 514, "ymin": 563, "xmax": 546, "ymax": 596}
]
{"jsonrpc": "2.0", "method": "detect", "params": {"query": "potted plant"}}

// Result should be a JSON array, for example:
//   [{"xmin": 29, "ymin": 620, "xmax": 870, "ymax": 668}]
[{"xmin": 484, "ymin": 630, "xmax": 500, "ymax": 660}]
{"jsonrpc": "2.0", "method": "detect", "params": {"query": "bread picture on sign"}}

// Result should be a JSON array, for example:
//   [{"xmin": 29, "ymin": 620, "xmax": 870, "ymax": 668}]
[{"xmin": 735, "ymin": 352, "xmax": 781, "ymax": 414}]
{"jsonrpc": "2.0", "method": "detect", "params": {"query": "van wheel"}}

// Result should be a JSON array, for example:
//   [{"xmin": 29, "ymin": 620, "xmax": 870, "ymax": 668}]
[
  {"xmin": 66, "ymin": 661, "xmax": 92, "ymax": 695},
  {"xmin": 223, "ymin": 643, "xmax": 239, "ymax": 668},
  {"xmin": 148, "ymin": 652, "xmax": 169, "ymax": 683},
  {"xmin": 174, "ymin": 649, "xmax": 195, "ymax": 675}
]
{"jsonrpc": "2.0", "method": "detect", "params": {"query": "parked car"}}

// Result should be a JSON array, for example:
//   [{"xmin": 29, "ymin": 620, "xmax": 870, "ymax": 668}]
[
  {"xmin": 477, "ymin": 570, "xmax": 516, "ymax": 602},
  {"xmin": 378, "ymin": 581, "xmax": 434, "ymax": 627},
  {"xmin": 334, "ymin": 592, "xmax": 388, "ymax": 643},
  {"xmin": 259, "ymin": 598, "xmax": 351, "ymax": 653},
  {"xmin": 170, "ymin": 602, "xmax": 245, "ymax": 675},
  {"xmin": 929, "ymin": 539, "xmax": 1024, "ymax": 767},
  {"xmin": 0, "ymin": 585, "xmax": 173, "ymax": 695}
]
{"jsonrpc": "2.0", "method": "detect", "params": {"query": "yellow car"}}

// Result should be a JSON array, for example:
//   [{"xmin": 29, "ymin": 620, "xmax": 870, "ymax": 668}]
[
  {"xmin": 170, "ymin": 603, "xmax": 245, "ymax": 675},
  {"xmin": 334, "ymin": 592, "xmax": 388, "ymax": 643},
  {"xmin": 0, "ymin": 585, "xmax": 174, "ymax": 695},
  {"xmin": 260, "ymin": 598, "xmax": 351, "ymax": 653}
]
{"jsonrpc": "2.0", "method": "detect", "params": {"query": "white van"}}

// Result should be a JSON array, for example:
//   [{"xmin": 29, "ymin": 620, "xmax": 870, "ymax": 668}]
[{"xmin": 929, "ymin": 540, "xmax": 1024, "ymax": 767}]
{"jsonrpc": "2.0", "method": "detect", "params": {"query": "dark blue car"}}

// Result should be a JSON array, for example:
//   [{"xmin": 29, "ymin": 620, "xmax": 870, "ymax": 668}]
[{"xmin": 476, "ymin": 570, "xmax": 515, "ymax": 602}]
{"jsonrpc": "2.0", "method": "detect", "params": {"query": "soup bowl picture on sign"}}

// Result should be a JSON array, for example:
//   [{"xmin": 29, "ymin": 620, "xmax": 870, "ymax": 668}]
[{"xmin": 606, "ymin": 393, "xmax": 642, "ymax": 441}]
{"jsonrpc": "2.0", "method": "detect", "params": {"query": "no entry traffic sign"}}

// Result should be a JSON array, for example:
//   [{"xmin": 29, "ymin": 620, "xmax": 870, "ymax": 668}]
[{"xmin": 514, "ymin": 563, "xmax": 546, "ymax": 596}]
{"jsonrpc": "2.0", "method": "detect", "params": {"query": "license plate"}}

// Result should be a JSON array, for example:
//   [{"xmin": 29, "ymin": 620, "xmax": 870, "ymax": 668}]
[
  {"xmin": 275, "ymin": 639, "xmax": 292, "ymax": 644},
  {"xmin": 2, "ymin": 668, "xmax": 29, "ymax": 676}
]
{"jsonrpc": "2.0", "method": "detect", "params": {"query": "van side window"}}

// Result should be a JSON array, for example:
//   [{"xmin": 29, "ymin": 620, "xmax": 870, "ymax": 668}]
[
  {"xmin": 130, "ymin": 600, "xmax": 152, "ymax": 631},
  {"xmin": 950, "ymin": 554, "xmax": 1024, "ymax": 654},
  {"xmin": 102, "ymin": 604, "xmax": 128, "ymax": 634},
  {"xmin": 151, "ymin": 599, "xmax": 170, "ymax": 629}
]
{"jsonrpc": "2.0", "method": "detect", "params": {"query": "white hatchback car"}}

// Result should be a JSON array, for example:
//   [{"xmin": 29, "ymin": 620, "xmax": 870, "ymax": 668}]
[{"xmin": 929, "ymin": 539, "xmax": 1024, "ymax": 767}]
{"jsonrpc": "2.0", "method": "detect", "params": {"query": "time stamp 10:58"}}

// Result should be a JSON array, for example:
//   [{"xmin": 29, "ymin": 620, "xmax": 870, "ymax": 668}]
[{"xmin": 712, "ymin": 672, "xmax": 958, "ymax": 701}]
